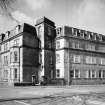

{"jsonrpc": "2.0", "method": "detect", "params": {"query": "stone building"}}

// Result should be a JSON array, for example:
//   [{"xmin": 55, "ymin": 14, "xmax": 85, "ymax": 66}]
[
  {"xmin": 1, "ymin": 17, "xmax": 105, "ymax": 85},
  {"xmin": 35, "ymin": 17, "xmax": 56, "ymax": 82},
  {"xmin": 0, "ymin": 23, "xmax": 40, "ymax": 85},
  {"xmin": 56, "ymin": 26, "xmax": 105, "ymax": 85}
]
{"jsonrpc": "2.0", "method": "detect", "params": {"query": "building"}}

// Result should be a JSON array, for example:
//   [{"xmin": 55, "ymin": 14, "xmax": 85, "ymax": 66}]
[
  {"xmin": 0, "ymin": 17, "xmax": 56, "ymax": 86},
  {"xmin": 1, "ymin": 17, "xmax": 105, "ymax": 85},
  {"xmin": 35, "ymin": 17, "xmax": 56, "ymax": 82},
  {"xmin": 0, "ymin": 23, "xmax": 40, "ymax": 85},
  {"xmin": 56, "ymin": 26, "xmax": 105, "ymax": 85}
]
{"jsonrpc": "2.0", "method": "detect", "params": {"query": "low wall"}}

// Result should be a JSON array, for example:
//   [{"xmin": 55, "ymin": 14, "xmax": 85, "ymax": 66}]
[{"xmin": 70, "ymin": 78, "xmax": 105, "ymax": 85}]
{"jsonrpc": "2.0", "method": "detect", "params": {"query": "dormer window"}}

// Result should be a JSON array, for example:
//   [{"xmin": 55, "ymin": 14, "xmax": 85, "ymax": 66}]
[
  {"xmin": 71, "ymin": 28, "xmax": 74, "ymax": 36},
  {"xmin": 93, "ymin": 33, "xmax": 96, "ymax": 40},
  {"xmin": 80, "ymin": 30, "xmax": 84, "ymax": 38},
  {"xmin": 102, "ymin": 36, "xmax": 105, "ymax": 42},
  {"xmin": 1, "ymin": 34, "xmax": 5, "ymax": 41},
  {"xmin": 73, "ymin": 28, "xmax": 77, "ymax": 36},
  {"xmin": 84, "ymin": 31, "xmax": 88, "ymax": 39},
  {"xmin": 88, "ymin": 32, "xmax": 91, "ymax": 39},
  {"xmin": 90, "ymin": 32, "xmax": 93, "ymax": 40},
  {"xmin": 6, "ymin": 31, "xmax": 10, "ymax": 38},
  {"xmin": 98, "ymin": 34, "xmax": 102, "ymax": 41},
  {"xmin": 77, "ymin": 29, "xmax": 81, "ymax": 37},
  {"xmin": 15, "ymin": 25, "xmax": 21, "ymax": 34}
]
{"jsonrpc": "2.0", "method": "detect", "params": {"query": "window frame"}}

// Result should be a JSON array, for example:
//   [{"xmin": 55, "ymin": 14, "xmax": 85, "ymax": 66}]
[{"xmin": 56, "ymin": 69, "xmax": 60, "ymax": 78}]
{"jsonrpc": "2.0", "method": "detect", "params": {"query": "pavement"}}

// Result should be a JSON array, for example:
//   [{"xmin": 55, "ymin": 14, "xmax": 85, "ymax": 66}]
[{"xmin": 0, "ymin": 85, "xmax": 105, "ymax": 101}]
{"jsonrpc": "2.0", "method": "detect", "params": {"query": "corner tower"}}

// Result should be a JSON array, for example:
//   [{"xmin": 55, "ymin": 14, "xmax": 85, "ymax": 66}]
[{"xmin": 35, "ymin": 17, "xmax": 56, "ymax": 82}]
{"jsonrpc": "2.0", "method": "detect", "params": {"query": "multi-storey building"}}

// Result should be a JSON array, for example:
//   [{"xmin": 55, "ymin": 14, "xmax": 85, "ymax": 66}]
[
  {"xmin": 0, "ymin": 17, "xmax": 56, "ymax": 86},
  {"xmin": 0, "ymin": 23, "xmax": 40, "ymax": 85},
  {"xmin": 35, "ymin": 17, "xmax": 56, "ymax": 82},
  {"xmin": 1, "ymin": 17, "xmax": 105, "ymax": 85},
  {"xmin": 56, "ymin": 26, "xmax": 105, "ymax": 85}
]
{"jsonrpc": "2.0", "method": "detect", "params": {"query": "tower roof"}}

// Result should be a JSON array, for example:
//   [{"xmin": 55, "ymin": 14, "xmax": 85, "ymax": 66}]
[{"xmin": 35, "ymin": 17, "xmax": 55, "ymax": 27}]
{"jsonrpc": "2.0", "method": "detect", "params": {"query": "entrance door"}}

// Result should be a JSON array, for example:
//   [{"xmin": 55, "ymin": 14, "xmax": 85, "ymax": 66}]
[{"xmin": 32, "ymin": 75, "xmax": 36, "ymax": 85}]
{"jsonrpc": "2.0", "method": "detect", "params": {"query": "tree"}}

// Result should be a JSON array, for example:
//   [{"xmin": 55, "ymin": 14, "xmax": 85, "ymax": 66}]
[{"xmin": 0, "ymin": 0, "xmax": 19, "ymax": 23}]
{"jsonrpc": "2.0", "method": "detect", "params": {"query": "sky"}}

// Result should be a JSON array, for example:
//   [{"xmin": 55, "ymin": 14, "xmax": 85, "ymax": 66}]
[{"xmin": 0, "ymin": 0, "xmax": 105, "ymax": 34}]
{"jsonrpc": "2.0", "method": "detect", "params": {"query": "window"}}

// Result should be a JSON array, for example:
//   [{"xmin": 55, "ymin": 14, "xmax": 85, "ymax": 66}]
[
  {"xmin": 10, "ymin": 52, "xmax": 13, "ymax": 63},
  {"xmin": 4, "ymin": 43, "xmax": 8, "ymax": 51},
  {"xmin": 88, "ymin": 70, "xmax": 91, "ymax": 78},
  {"xmin": 39, "ymin": 53, "xmax": 42, "ymax": 64},
  {"xmin": 92, "ymin": 57, "xmax": 96, "ymax": 64},
  {"xmin": 15, "ymin": 25, "xmax": 21, "ymax": 34},
  {"xmin": 86, "ymin": 56, "xmax": 96, "ymax": 64},
  {"xmin": 93, "ymin": 34, "xmax": 96, "ymax": 40},
  {"xmin": 73, "ymin": 28, "xmax": 77, "ymax": 36},
  {"xmin": 56, "ymin": 27, "xmax": 62, "ymax": 36},
  {"xmin": 86, "ymin": 56, "xmax": 91, "ymax": 64},
  {"xmin": 72, "ymin": 55, "xmax": 81, "ymax": 63},
  {"xmin": 50, "ymin": 56, "xmax": 53, "ymax": 64},
  {"xmin": 56, "ymin": 41, "xmax": 60, "ymax": 49},
  {"xmin": 56, "ymin": 69, "xmax": 60, "ymax": 78},
  {"xmin": 100, "ymin": 58, "xmax": 105, "ymax": 65},
  {"xmin": 91, "ymin": 70, "xmax": 96, "ymax": 78},
  {"xmin": 71, "ymin": 42, "xmax": 82, "ymax": 49},
  {"xmin": 70, "ymin": 70, "xmax": 74, "ymax": 78},
  {"xmin": 87, "ymin": 70, "xmax": 96, "ymax": 78},
  {"xmin": 14, "ymin": 51, "xmax": 18, "ymax": 62},
  {"xmin": 4, "ymin": 56, "xmax": 8, "ymax": 65},
  {"xmin": 75, "ymin": 55, "xmax": 80, "ymax": 63},
  {"xmin": 103, "ymin": 70, "xmax": 105, "ymax": 78},
  {"xmin": 80, "ymin": 31, "xmax": 84, "ymax": 38},
  {"xmin": 56, "ymin": 54, "xmax": 60, "ymax": 63},
  {"xmin": 14, "ymin": 68, "xmax": 17, "ymax": 79},
  {"xmin": 4, "ymin": 70, "xmax": 8, "ymax": 81},
  {"xmin": 99, "ymin": 70, "xmax": 102, "ymax": 78},
  {"xmin": 13, "ymin": 39, "xmax": 19, "ymax": 46},
  {"xmin": 75, "ymin": 69, "xmax": 80, "ymax": 78},
  {"xmin": 51, "ymin": 70, "xmax": 53, "ymax": 79},
  {"xmin": 70, "ymin": 69, "xmax": 80, "ymax": 78},
  {"xmin": 86, "ymin": 44, "xmax": 95, "ymax": 51}
]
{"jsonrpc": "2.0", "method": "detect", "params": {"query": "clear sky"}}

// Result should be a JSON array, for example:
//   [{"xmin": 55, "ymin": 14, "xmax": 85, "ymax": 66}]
[{"xmin": 0, "ymin": 0, "xmax": 105, "ymax": 34}]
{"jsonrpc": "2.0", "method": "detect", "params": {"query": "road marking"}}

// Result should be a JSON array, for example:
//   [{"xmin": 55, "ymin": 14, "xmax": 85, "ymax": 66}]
[{"xmin": 15, "ymin": 100, "xmax": 31, "ymax": 105}]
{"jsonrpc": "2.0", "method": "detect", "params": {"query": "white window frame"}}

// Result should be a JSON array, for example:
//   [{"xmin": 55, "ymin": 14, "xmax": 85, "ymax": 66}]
[
  {"xmin": 56, "ymin": 41, "xmax": 60, "ymax": 49},
  {"xmin": 74, "ymin": 69, "xmax": 80, "ymax": 78},
  {"xmin": 14, "ymin": 68, "xmax": 18, "ymax": 80},
  {"xmin": 72, "ymin": 55, "xmax": 81, "ymax": 63},
  {"xmin": 56, "ymin": 69, "xmax": 60, "ymax": 78},
  {"xmin": 56, "ymin": 54, "xmax": 60, "ymax": 63}
]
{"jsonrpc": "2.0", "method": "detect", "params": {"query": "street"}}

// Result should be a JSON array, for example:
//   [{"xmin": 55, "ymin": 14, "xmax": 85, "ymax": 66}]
[{"xmin": 0, "ymin": 85, "xmax": 105, "ymax": 105}]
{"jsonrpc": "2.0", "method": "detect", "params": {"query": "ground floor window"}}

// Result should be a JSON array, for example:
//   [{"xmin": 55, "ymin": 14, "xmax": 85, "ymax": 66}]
[
  {"xmin": 4, "ymin": 70, "xmax": 8, "ymax": 81},
  {"xmin": 87, "ymin": 70, "xmax": 96, "ymax": 78},
  {"xmin": 103, "ymin": 70, "xmax": 105, "ymax": 78},
  {"xmin": 56, "ymin": 69, "xmax": 60, "ymax": 78},
  {"xmin": 75, "ymin": 69, "xmax": 80, "ymax": 78},
  {"xmin": 88, "ymin": 70, "xmax": 91, "ymax": 78},
  {"xmin": 99, "ymin": 70, "xmax": 102, "ymax": 78},
  {"xmin": 91, "ymin": 70, "xmax": 96, "ymax": 78},
  {"xmin": 70, "ymin": 69, "xmax": 80, "ymax": 78},
  {"xmin": 14, "ymin": 68, "xmax": 17, "ymax": 80}
]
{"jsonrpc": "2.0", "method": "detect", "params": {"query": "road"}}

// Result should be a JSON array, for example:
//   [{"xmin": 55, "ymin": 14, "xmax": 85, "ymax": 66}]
[{"xmin": 0, "ymin": 85, "xmax": 105, "ymax": 105}]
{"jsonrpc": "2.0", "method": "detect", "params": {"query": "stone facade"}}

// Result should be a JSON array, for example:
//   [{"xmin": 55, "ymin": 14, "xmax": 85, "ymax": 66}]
[
  {"xmin": 0, "ymin": 23, "xmax": 40, "ymax": 85},
  {"xmin": 1, "ymin": 17, "xmax": 105, "ymax": 85},
  {"xmin": 56, "ymin": 26, "xmax": 105, "ymax": 85}
]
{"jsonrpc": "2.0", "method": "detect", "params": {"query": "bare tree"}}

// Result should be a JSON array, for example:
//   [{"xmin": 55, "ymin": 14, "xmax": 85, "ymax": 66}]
[{"xmin": 0, "ymin": 0, "xmax": 19, "ymax": 24}]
